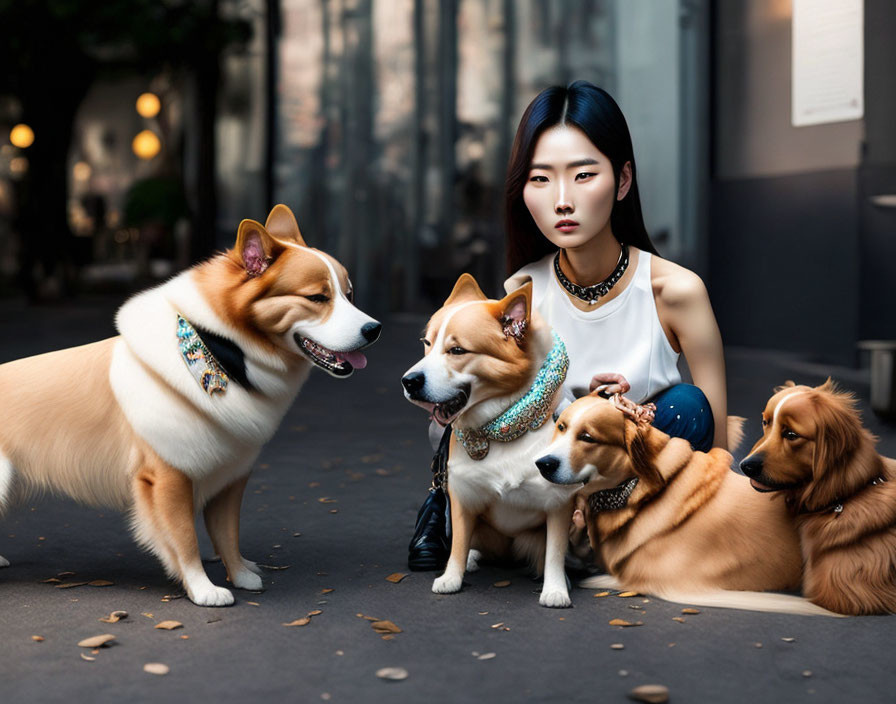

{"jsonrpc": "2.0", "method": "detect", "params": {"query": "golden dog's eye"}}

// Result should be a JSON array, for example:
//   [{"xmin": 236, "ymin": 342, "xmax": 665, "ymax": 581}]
[
  {"xmin": 557, "ymin": 422, "xmax": 567, "ymax": 432},
  {"xmin": 782, "ymin": 428, "xmax": 800, "ymax": 441},
  {"xmin": 761, "ymin": 418, "xmax": 769, "ymax": 428},
  {"xmin": 448, "ymin": 347, "xmax": 467, "ymax": 356},
  {"xmin": 577, "ymin": 432, "xmax": 598, "ymax": 444},
  {"xmin": 305, "ymin": 293, "xmax": 330, "ymax": 304}
]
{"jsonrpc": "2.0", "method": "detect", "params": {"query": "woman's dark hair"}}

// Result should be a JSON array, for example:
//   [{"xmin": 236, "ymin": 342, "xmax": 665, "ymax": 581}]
[{"xmin": 504, "ymin": 80, "xmax": 657, "ymax": 275}]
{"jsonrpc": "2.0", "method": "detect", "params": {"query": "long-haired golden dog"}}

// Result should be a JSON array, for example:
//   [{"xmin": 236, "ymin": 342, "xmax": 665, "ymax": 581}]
[
  {"xmin": 740, "ymin": 380, "xmax": 896, "ymax": 615},
  {"xmin": 536, "ymin": 392, "xmax": 836, "ymax": 615}
]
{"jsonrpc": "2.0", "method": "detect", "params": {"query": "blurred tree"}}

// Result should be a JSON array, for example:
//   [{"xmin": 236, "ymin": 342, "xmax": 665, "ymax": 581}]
[{"xmin": 0, "ymin": 0, "xmax": 251, "ymax": 299}]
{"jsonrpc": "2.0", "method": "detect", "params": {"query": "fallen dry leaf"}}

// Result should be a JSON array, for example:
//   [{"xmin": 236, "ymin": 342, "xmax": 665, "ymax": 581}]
[
  {"xmin": 381, "ymin": 635, "xmax": 395, "ymax": 641},
  {"xmin": 492, "ymin": 580, "xmax": 511, "ymax": 588},
  {"xmin": 282, "ymin": 618, "xmax": 311, "ymax": 627},
  {"xmin": 781, "ymin": 637, "xmax": 796, "ymax": 643},
  {"xmin": 681, "ymin": 608, "xmax": 700, "ymax": 615},
  {"xmin": 611, "ymin": 643, "xmax": 625, "ymax": 650},
  {"xmin": 80, "ymin": 653, "xmax": 96, "ymax": 662},
  {"xmin": 88, "ymin": 580, "xmax": 114, "ymax": 587},
  {"xmin": 144, "ymin": 663, "xmax": 170, "ymax": 676},
  {"xmin": 320, "ymin": 588, "xmax": 334, "ymax": 594},
  {"xmin": 609, "ymin": 619, "xmax": 643, "ymax": 627},
  {"xmin": 142, "ymin": 612, "xmax": 154, "ymax": 619},
  {"xmin": 31, "ymin": 635, "xmax": 44, "ymax": 642},
  {"xmin": 247, "ymin": 601, "xmax": 260, "ymax": 606},
  {"xmin": 802, "ymin": 670, "xmax": 813, "ymax": 678},
  {"xmin": 628, "ymin": 684, "xmax": 669, "ymax": 703},
  {"xmin": 41, "ymin": 577, "xmax": 62, "ymax": 584},
  {"xmin": 754, "ymin": 642, "xmax": 763, "ymax": 648},
  {"xmin": 477, "ymin": 653, "xmax": 497, "ymax": 660},
  {"xmin": 357, "ymin": 614, "xmax": 379, "ymax": 621},
  {"xmin": 77, "ymin": 634, "xmax": 116, "ymax": 648},
  {"xmin": 376, "ymin": 667, "xmax": 408, "ymax": 681},
  {"xmin": 593, "ymin": 591, "xmax": 611, "ymax": 597},
  {"xmin": 99, "ymin": 611, "xmax": 128, "ymax": 624},
  {"xmin": 154, "ymin": 621, "xmax": 183, "ymax": 631},
  {"xmin": 371, "ymin": 620, "xmax": 402, "ymax": 635},
  {"xmin": 385, "ymin": 573, "xmax": 408, "ymax": 584},
  {"xmin": 308, "ymin": 610, "xmax": 323, "ymax": 616},
  {"xmin": 491, "ymin": 623, "xmax": 504, "ymax": 629},
  {"xmin": 56, "ymin": 582, "xmax": 88, "ymax": 590},
  {"xmin": 617, "ymin": 591, "xmax": 640, "ymax": 598},
  {"xmin": 257, "ymin": 564, "xmax": 291, "ymax": 570},
  {"xmin": 318, "ymin": 497, "xmax": 337, "ymax": 504},
  {"xmin": 57, "ymin": 571, "xmax": 76, "ymax": 577},
  {"xmin": 672, "ymin": 617, "xmax": 686, "ymax": 623}
]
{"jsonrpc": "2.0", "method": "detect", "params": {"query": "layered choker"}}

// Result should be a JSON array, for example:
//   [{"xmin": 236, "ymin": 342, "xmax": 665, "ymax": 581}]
[
  {"xmin": 453, "ymin": 332, "xmax": 569, "ymax": 461},
  {"xmin": 553, "ymin": 243, "xmax": 629, "ymax": 304}
]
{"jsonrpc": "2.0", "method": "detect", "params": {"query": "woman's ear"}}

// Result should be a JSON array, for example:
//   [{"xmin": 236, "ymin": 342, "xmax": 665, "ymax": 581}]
[{"xmin": 616, "ymin": 161, "xmax": 632, "ymax": 201}]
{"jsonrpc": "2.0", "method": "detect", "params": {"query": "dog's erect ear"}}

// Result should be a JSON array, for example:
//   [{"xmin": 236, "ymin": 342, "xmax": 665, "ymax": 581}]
[
  {"xmin": 235, "ymin": 219, "xmax": 284, "ymax": 277},
  {"xmin": 624, "ymin": 420, "xmax": 664, "ymax": 489},
  {"xmin": 493, "ymin": 281, "xmax": 532, "ymax": 344},
  {"xmin": 265, "ymin": 204, "xmax": 307, "ymax": 246},
  {"xmin": 444, "ymin": 273, "xmax": 488, "ymax": 306}
]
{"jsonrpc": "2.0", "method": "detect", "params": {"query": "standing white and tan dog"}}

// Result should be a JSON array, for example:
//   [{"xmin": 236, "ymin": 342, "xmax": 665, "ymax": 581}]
[
  {"xmin": 402, "ymin": 274, "xmax": 579, "ymax": 607},
  {"xmin": 0, "ymin": 204, "xmax": 380, "ymax": 606}
]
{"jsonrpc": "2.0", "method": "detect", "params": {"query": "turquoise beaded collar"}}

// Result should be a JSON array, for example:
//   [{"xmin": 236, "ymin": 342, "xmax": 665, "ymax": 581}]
[{"xmin": 453, "ymin": 332, "xmax": 569, "ymax": 461}]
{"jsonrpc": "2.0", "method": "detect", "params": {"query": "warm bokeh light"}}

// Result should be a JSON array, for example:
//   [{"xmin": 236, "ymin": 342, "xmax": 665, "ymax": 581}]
[
  {"xmin": 132, "ymin": 130, "xmax": 161, "ymax": 160},
  {"xmin": 10, "ymin": 124, "xmax": 35, "ymax": 149},
  {"xmin": 136, "ymin": 92, "xmax": 161, "ymax": 119},
  {"xmin": 10, "ymin": 157, "xmax": 29, "ymax": 175},
  {"xmin": 73, "ymin": 161, "xmax": 92, "ymax": 182}
]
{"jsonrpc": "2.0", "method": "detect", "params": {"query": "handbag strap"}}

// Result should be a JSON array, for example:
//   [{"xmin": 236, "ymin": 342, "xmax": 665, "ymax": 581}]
[{"xmin": 430, "ymin": 423, "xmax": 452, "ymax": 490}]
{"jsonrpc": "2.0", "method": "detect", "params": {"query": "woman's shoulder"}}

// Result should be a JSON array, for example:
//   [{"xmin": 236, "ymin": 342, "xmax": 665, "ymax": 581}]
[
  {"xmin": 503, "ymin": 251, "xmax": 556, "ymax": 294},
  {"xmin": 647, "ymin": 252, "xmax": 709, "ymax": 309}
]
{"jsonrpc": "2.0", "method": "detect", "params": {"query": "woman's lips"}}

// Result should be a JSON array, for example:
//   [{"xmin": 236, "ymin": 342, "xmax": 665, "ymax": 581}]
[{"xmin": 555, "ymin": 220, "xmax": 579, "ymax": 233}]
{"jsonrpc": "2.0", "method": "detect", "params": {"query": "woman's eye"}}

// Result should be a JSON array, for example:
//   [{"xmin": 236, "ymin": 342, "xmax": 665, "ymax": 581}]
[
  {"xmin": 448, "ymin": 347, "xmax": 467, "ymax": 356},
  {"xmin": 575, "ymin": 172, "xmax": 595, "ymax": 181},
  {"xmin": 782, "ymin": 428, "xmax": 800, "ymax": 441},
  {"xmin": 306, "ymin": 294, "xmax": 330, "ymax": 304},
  {"xmin": 577, "ymin": 432, "xmax": 597, "ymax": 444},
  {"xmin": 528, "ymin": 174, "xmax": 548, "ymax": 183}
]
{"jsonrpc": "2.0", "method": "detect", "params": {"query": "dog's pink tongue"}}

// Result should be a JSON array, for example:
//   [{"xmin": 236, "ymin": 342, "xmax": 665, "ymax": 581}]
[{"xmin": 340, "ymin": 350, "xmax": 367, "ymax": 369}]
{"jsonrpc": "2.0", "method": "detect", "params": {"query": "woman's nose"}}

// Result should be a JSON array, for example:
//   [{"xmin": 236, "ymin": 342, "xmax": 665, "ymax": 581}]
[{"xmin": 554, "ymin": 182, "xmax": 573, "ymax": 214}]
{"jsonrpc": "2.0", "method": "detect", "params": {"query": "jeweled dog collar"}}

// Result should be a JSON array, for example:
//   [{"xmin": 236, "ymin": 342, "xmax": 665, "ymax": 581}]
[
  {"xmin": 588, "ymin": 477, "xmax": 640, "ymax": 513},
  {"xmin": 453, "ymin": 332, "xmax": 569, "ymax": 460},
  {"xmin": 176, "ymin": 314, "xmax": 229, "ymax": 395}
]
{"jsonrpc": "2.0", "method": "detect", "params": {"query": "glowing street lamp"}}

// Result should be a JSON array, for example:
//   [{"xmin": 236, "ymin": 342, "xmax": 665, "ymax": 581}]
[
  {"xmin": 136, "ymin": 92, "xmax": 161, "ymax": 119},
  {"xmin": 10, "ymin": 124, "xmax": 35, "ymax": 148},
  {"xmin": 132, "ymin": 130, "xmax": 161, "ymax": 160}
]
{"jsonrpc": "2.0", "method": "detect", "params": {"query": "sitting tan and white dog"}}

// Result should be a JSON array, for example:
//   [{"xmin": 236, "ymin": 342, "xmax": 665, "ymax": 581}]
[
  {"xmin": 0, "ymin": 204, "xmax": 380, "ymax": 606},
  {"xmin": 401, "ymin": 274, "xmax": 579, "ymax": 607}
]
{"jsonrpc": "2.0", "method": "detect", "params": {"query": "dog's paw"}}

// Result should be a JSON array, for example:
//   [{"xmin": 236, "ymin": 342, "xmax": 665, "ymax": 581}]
[
  {"xmin": 0, "ymin": 555, "xmax": 9, "ymax": 568},
  {"xmin": 539, "ymin": 588, "xmax": 572, "ymax": 609},
  {"xmin": 241, "ymin": 557, "xmax": 263, "ymax": 576},
  {"xmin": 466, "ymin": 549, "xmax": 482, "ymax": 572},
  {"xmin": 188, "ymin": 584, "xmax": 235, "ymax": 607},
  {"xmin": 432, "ymin": 573, "xmax": 463, "ymax": 594},
  {"xmin": 231, "ymin": 569, "xmax": 264, "ymax": 592}
]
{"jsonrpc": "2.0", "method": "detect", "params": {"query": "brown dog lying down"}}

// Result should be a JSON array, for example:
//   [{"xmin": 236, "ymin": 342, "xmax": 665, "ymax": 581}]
[
  {"xmin": 536, "ymin": 392, "xmax": 837, "ymax": 615},
  {"xmin": 740, "ymin": 380, "xmax": 896, "ymax": 615}
]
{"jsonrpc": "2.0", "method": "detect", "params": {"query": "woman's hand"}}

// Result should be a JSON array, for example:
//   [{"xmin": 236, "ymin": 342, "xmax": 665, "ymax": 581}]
[{"xmin": 589, "ymin": 372, "xmax": 630, "ymax": 397}]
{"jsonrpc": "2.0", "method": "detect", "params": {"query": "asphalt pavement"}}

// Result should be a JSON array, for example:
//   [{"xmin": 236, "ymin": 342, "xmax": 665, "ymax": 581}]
[{"xmin": 1, "ymin": 295, "xmax": 894, "ymax": 704}]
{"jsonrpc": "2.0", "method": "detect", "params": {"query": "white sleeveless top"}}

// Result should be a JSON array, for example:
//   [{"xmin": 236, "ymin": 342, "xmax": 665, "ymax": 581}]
[{"xmin": 505, "ymin": 250, "xmax": 681, "ymax": 404}]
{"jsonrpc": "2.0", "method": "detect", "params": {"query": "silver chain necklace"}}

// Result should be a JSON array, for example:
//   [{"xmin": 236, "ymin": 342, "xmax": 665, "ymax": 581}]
[{"xmin": 553, "ymin": 243, "xmax": 629, "ymax": 305}]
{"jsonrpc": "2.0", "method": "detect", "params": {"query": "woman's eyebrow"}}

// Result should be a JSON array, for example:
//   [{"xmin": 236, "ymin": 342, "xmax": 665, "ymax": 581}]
[{"xmin": 529, "ymin": 157, "xmax": 600, "ymax": 170}]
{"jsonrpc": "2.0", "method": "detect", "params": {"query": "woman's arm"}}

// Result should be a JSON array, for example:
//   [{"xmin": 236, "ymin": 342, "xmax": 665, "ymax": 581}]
[{"xmin": 653, "ymin": 260, "xmax": 728, "ymax": 450}]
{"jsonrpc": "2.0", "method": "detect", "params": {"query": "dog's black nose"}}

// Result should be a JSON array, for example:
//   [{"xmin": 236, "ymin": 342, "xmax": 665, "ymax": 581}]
[
  {"xmin": 402, "ymin": 371, "xmax": 425, "ymax": 395},
  {"xmin": 740, "ymin": 453, "xmax": 764, "ymax": 478},
  {"xmin": 536, "ymin": 455, "xmax": 561, "ymax": 481},
  {"xmin": 362, "ymin": 322, "xmax": 382, "ymax": 343}
]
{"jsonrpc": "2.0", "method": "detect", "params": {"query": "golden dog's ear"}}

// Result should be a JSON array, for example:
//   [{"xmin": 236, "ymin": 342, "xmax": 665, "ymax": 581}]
[
  {"xmin": 624, "ymin": 420, "xmax": 664, "ymax": 488},
  {"xmin": 264, "ymin": 204, "xmax": 307, "ymax": 246},
  {"xmin": 235, "ymin": 219, "xmax": 286, "ymax": 277},
  {"xmin": 444, "ymin": 273, "xmax": 488, "ymax": 306},
  {"xmin": 805, "ymin": 389, "xmax": 865, "ymax": 508},
  {"xmin": 773, "ymin": 380, "xmax": 797, "ymax": 393}
]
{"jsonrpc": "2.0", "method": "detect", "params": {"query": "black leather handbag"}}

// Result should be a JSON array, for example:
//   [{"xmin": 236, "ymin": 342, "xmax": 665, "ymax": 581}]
[{"xmin": 407, "ymin": 424, "xmax": 452, "ymax": 571}]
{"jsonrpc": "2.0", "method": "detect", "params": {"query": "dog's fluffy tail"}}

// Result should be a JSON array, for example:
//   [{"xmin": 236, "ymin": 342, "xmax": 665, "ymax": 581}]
[
  {"xmin": 577, "ymin": 574, "xmax": 844, "ymax": 617},
  {"xmin": 727, "ymin": 416, "xmax": 746, "ymax": 454}
]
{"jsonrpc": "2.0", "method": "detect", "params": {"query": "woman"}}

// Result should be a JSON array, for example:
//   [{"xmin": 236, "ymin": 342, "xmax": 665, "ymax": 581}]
[{"xmin": 504, "ymin": 80, "xmax": 726, "ymax": 451}]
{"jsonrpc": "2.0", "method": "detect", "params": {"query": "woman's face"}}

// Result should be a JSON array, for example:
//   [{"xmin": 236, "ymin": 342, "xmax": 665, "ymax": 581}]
[{"xmin": 522, "ymin": 125, "xmax": 629, "ymax": 250}]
